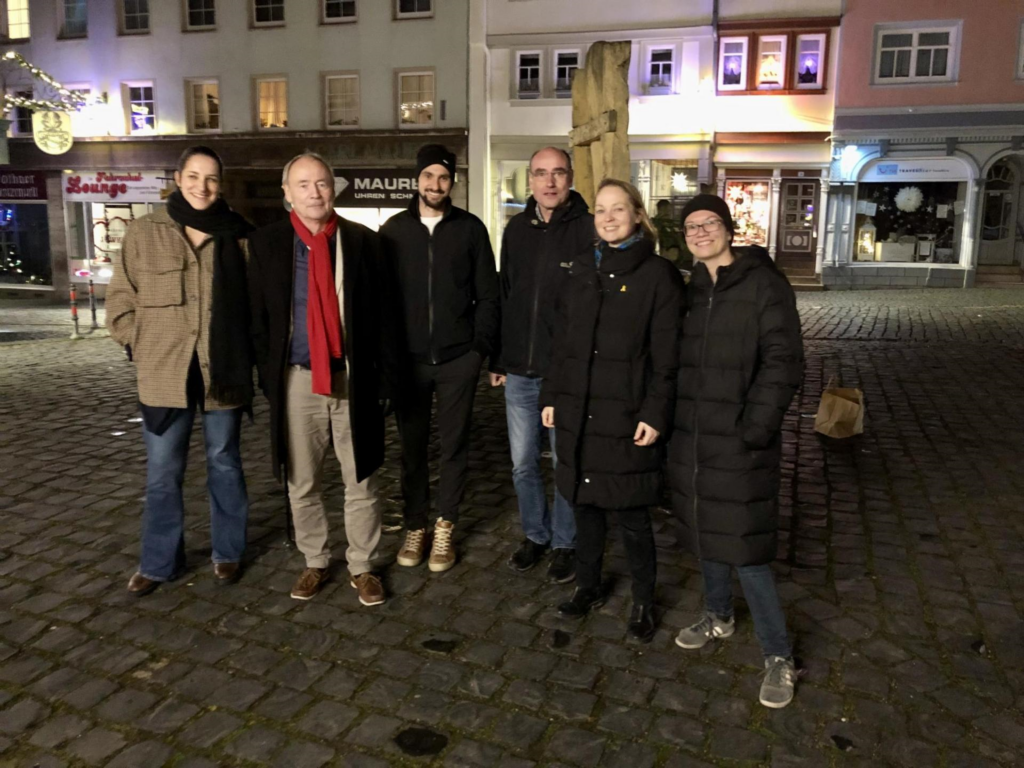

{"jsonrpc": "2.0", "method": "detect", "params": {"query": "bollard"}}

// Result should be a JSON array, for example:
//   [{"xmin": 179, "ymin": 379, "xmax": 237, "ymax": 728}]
[
  {"xmin": 69, "ymin": 285, "xmax": 82, "ymax": 340},
  {"xmin": 87, "ymin": 279, "xmax": 99, "ymax": 329}
]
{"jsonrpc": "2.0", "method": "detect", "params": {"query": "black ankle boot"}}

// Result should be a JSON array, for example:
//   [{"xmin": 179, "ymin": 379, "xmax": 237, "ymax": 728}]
[
  {"xmin": 627, "ymin": 603, "xmax": 656, "ymax": 643},
  {"xmin": 557, "ymin": 587, "xmax": 605, "ymax": 617}
]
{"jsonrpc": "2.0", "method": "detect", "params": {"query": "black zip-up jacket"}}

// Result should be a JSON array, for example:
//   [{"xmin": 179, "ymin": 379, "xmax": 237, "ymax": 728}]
[
  {"xmin": 493, "ymin": 190, "xmax": 594, "ymax": 377},
  {"xmin": 667, "ymin": 246, "xmax": 804, "ymax": 566},
  {"xmin": 380, "ymin": 198, "xmax": 499, "ymax": 366}
]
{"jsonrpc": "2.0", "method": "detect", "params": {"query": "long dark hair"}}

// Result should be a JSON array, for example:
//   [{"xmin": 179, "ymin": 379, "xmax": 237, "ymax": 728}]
[{"xmin": 176, "ymin": 145, "xmax": 224, "ymax": 177}]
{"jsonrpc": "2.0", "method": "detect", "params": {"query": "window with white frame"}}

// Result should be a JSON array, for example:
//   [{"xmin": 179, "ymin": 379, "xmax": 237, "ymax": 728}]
[
  {"xmin": 554, "ymin": 51, "xmax": 579, "ymax": 98},
  {"xmin": 325, "ymin": 74, "xmax": 359, "ymax": 127},
  {"xmin": 10, "ymin": 90, "xmax": 32, "ymax": 135},
  {"xmin": 795, "ymin": 33, "xmax": 825, "ymax": 89},
  {"xmin": 874, "ymin": 24, "xmax": 958, "ymax": 83},
  {"xmin": 187, "ymin": 79, "xmax": 219, "ymax": 132},
  {"xmin": 648, "ymin": 48, "xmax": 674, "ymax": 92},
  {"xmin": 396, "ymin": 0, "xmax": 430, "ymax": 19},
  {"xmin": 120, "ymin": 0, "xmax": 149, "ymax": 33},
  {"xmin": 60, "ymin": 0, "xmax": 88, "ymax": 38},
  {"xmin": 323, "ymin": 0, "xmax": 355, "ymax": 23},
  {"xmin": 255, "ymin": 77, "xmax": 287, "ymax": 129},
  {"xmin": 124, "ymin": 83, "xmax": 155, "ymax": 134},
  {"xmin": 184, "ymin": 0, "xmax": 215, "ymax": 30},
  {"xmin": 755, "ymin": 35, "xmax": 787, "ymax": 90},
  {"xmin": 517, "ymin": 52, "xmax": 541, "ymax": 99},
  {"xmin": 397, "ymin": 70, "xmax": 434, "ymax": 128},
  {"xmin": 2, "ymin": 0, "xmax": 30, "ymax": 40},
  {"xmin": 253, "ymin": 0, "xmax": 283, "ymax": 26},
  {"xmin": 719, "ymin": 36, "xmax": 748, "ymax": 91}
]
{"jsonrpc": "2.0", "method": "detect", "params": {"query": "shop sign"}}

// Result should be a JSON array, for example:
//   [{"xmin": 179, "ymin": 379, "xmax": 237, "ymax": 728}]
[
  {"xmin": 32, "ymin": 112, "xmax": 73, "ymax": 155},
  {"xmin": 0, "ymin": 171, "xmax": 46, "ymax": 201},
  {"xmin": 860, "ymin": 157, "xmax": 969, "ymax": 183},
  {"xmin": 334, "ymin": 169, "xmax": 418, "ymax": 208},
  {"xmin": 64, "ymin": 171, "xmax": 169, "ymax": 203}
]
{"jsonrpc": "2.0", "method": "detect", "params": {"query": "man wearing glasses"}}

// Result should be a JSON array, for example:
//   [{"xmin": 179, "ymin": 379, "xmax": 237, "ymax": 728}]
[{"xmin": 490, "ymin": 147, "xmax": 595, "ymax": 582}]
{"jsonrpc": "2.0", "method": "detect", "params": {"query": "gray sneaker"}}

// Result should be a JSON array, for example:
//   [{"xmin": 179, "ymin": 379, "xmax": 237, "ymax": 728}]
[
  {"xmin": 674, "ymin": 611, "xmax": 735, "ymax": 650},
  {"xmin": 759, "ymin": 656, "xmax": 796, "ymax": 708}
]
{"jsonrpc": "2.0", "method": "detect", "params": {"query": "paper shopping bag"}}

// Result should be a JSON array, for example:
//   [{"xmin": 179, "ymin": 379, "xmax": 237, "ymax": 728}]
[{"xmin": 814, "ymin": 376, "xmax": 864, "ymax": 438}]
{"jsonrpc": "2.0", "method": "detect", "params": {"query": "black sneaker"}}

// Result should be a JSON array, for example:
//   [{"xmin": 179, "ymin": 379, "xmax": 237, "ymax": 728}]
[
  {"xmin": 547, "ymin": 548, "xmax": 576, "ymax": 583},
  {"xmin": 627, "ymin": 603, "xmax": 656, "ymax": 643},
  {"xmin": 557, "ymin": 587, "xmax": 605, "ymax": 617},
  {"xmin": 509, "ymin": 539, "xmax": 549, "ymax": 572}
]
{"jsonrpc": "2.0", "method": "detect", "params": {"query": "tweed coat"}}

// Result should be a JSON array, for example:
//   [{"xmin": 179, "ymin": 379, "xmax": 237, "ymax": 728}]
[{"xmin": 106, "ymin": 207, "xmax": 252, "ymax": 410}]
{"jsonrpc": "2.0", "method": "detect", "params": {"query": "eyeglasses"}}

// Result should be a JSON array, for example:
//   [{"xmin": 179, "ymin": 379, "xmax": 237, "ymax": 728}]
[
  {"xmin": 529, "ymin": 169, "xmax": 569, "ymax": 181},
  {"xmin": 683, "ymin": 218, "xmax": 724, "ymax": 236}
]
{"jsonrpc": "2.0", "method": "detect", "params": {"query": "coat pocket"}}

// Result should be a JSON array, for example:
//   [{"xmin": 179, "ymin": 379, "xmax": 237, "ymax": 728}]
[{"xmin": 138, "ymin": 269, "xmax": 184, "ymax": 307}]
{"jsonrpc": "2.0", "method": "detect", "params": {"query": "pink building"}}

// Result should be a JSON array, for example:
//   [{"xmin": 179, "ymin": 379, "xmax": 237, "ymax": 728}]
[{"xmin": 824, "ymin": 0, "xmax": 1024, "ymax": 288}]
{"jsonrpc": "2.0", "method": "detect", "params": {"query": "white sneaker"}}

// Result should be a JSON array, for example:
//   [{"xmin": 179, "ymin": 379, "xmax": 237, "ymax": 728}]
[
  {"xmin": 674, "ymin": 611, "xmax": 736, "ymax": 650},
  {"xmin": 759, "ymin": 656, "xmax": 797, "ymax": 708}
]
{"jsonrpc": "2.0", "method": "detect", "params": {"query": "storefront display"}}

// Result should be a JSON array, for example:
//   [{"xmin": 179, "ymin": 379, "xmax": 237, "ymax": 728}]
[
  {"xmin": 0, "ymin": 172, "xmax": 49, "ymax": 286},
  {"xmin": 725, "ymin": 180, "xmax": 771, "ymax": 246},
  {"xmin": 853, "ymin": 181, "xmax": 963, "ymax": 264}
]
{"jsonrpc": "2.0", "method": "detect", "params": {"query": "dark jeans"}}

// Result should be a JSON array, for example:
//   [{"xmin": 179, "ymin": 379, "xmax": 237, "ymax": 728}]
[
  {"xmin": 140, "ymin": 405, "xmax": 249, "ymax": 581},
  {"xmin": 701, "ymin": 559, "xmax": 791, "ymax": 659},
  {"xmin": 396, "ymin": 350, "xmax": 481, "ymax": 529},
  {"xmin": 575, "ymin": 504, "xmax": 656, "ymax": 604}
]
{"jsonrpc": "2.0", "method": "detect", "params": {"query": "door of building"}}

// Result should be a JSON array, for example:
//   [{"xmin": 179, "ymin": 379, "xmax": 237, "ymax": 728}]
[
  {"xmin": 777, "ymin": 180, "xmax": 819, "ymax": 262},
  {"xmin": 978, "ymin": 159, "xmax": 1019, "ymax": 266}
]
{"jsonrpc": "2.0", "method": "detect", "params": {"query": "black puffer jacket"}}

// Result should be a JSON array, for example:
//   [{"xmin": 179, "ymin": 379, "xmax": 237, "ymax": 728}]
[
  {"xmin": 541, "ymin": 237, "xmax": 685, "ymax": 510},
  {"xmin": 668, "ymin": 246, "xmax": 804, "ymax": 566},
  {"xmin": 493, "ymin": 191, "xmax": 594, "ymax": 377}
]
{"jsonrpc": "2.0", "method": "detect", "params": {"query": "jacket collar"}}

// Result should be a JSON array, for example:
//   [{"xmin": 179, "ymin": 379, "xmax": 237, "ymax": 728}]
[
  {"xmin": 578, "ymin": 235, "xmax": 655, "ymax": 275},
  {"xmin": 691, "ymin": 245, "xmax": 776, "ymax": 292},
  {"xmin": 405, "ymin": 193, "xmax": 454, "ymax": 222},
  {"xmin": 525, "ymin": 189, "xmax": 589, "ymax": 228}
]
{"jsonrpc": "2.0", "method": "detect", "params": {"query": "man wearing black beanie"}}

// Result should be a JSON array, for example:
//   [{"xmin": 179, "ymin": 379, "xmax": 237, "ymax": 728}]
[{"xmin": 380, "ymin": 144, "xmax": 499, "ymax": 574}]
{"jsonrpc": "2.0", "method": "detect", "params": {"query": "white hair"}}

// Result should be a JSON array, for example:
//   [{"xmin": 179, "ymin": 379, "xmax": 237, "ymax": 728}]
[{"xmin": 282, "ymin": 151, "xmax": 335, "ymax": 185}]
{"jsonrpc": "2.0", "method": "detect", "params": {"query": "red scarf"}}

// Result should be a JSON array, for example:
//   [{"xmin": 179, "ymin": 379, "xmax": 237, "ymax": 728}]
[{"xmin": 291, "ymin": 210, "xmax": 342, "ymax": 395}]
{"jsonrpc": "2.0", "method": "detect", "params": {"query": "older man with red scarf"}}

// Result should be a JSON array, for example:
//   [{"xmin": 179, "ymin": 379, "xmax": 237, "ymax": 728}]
[{"xmin": 248, "ymin": 152, "xmax": 403, "ymax": 604}]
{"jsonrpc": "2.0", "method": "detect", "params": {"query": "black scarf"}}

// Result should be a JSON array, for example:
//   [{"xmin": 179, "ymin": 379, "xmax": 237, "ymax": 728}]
[{"xmin": 166, "ymin": 189, "xmax": 254, "ymax": 406}]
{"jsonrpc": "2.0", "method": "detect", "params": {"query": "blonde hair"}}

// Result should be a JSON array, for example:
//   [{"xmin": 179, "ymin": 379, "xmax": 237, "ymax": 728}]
[{"xmin": 596, "ymin": 178, "xmax": 658, "ymax": 245}]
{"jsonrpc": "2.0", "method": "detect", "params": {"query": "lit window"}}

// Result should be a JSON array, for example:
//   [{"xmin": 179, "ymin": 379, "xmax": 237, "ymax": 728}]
[
  {"xmin": 795, "ymin": 33, "xmax": 825, "ymax": 89},
  {"xmin": 756, "ymin": 35, "xmax": 787, "ymax": 90},
  {"xmin": 4, "ymin": 0, "xmax": 30, "ymax": 40},
  {"xmin": 256, "ymin": 78, "xmax": 287, "ymax": 129},
  {"xmin": 324, "ymin": 0, "xmax": 355, "ymax": 22},
  {"xmin": 517, "ymin": 52, "xmax": 541, "ymax": 99},
  {"xmin": 126, "ymin": 84, "xmax": 155, "ymax": 134},
  {"xmin": 875, "ymin": 25, "xmax": 958, "ymax": 83},
  {"xmin": 61, "ymin": 0, "xmax": 88, "ymax": 38},
  {"xmin": 325, "ymin": 75, "xmax": 359, "ymax": 127},
  {"xmin": 555, "ymin": 51, "xmax": 579, "ymax": 98},
  {"xmin": 718, "ymin": 36, "xmax": 749, "ymax": 91},
  {"xmin": 187, "ymin": 80, "xmax": 219, "ymax": 132},
  {"xmin": 185, "ymin": 0, "xmax": 215, "ymax": 30},
  {"xmin": 253, "ymin": 0, "xmax": 283, "ymax": 25},
  {"xmin": 649, "ymin": 48, "xmax": 673, "ymax": 91},
  {"xmin": 398, "ymin": 71, "xmax": 434, "ymax": 128},
  {"xmin": 396, "ymin": 0, "xmax": 430, "ymax": 18}
]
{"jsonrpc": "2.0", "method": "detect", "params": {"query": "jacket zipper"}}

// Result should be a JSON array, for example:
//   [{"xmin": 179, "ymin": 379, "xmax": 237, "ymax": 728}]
[
  {"xmin": 427, "ymin": 232, "xmax": 437, "ymax": 364},
  {"xmin": 525, "ymin": 228, "xmax": 545, "ymax": 373},
  {"xmin": 691, "ymin": 292, "xmax": 714, "ymax": 560}
]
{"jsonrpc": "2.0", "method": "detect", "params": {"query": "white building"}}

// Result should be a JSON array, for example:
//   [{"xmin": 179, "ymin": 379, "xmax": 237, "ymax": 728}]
[{"xmin": 0, "ymin": 0, "xmax": 469, "ymax": 296}]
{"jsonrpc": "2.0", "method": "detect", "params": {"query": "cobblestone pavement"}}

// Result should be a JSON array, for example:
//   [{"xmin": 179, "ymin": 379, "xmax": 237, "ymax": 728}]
[{"xmin": 3, "ymin": 290, "xmax": 1024, "ymax": 767}]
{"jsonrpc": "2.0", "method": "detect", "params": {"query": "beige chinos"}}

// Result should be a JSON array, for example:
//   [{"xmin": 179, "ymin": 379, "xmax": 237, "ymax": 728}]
[{"xmin": 284, "ymin": 236, "xmax": 381, "ymax": 575}]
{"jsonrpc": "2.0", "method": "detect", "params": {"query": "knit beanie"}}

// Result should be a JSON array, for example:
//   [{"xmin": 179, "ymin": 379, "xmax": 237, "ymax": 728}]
[
  {"xmin": 680, "ymin": 193, "xmax": 735, "ymax": 235},
  {"xmin": 416, "ymin": 144, "xmax": 456, "ymax": 178}
]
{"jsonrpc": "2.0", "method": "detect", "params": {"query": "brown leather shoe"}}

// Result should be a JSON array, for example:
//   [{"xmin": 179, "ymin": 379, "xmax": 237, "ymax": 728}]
[
  {"xmin": 290, "ymin": 567, "xmax": 328, "ymax": 600},
  {"xmin": 213, "ymin": 562, "xmax": 241, "ymax": 585},
  {"xmin": 127, "ymin": 572, "xmax": 159, "ymax": 597},
  {"xmin": 350, "ymin": 572, "xmax": 386, "ymax": 606}
]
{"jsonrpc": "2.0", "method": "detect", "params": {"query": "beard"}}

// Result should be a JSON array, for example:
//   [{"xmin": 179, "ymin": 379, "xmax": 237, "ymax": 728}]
[{"xmin": 419, "ymin": 190, "xmax": 448, "ymax": 211}]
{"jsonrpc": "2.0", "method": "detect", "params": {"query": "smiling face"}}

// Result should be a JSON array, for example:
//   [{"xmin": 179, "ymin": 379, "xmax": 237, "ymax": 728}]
[
  {"xmin": 174, "ymin": 154, "xmax": 221, "ymax": 211},
  {"xmin": 528, "ymin": 148, "xmax": 572, "ymax": 217},
  {"xmin": 684, "ymin": 210, "xmax": 732, "ymax": 263},
  {"xmin": 418, "ymin": 164, "xmax": 452, "ymax": 213},
  {"xmin": 594, "ymin": 184, "xmax": 641, "ymax": 246},
  {"xmin": 283, "ymin": 156, "xmax": 336, "ymax": 225}
]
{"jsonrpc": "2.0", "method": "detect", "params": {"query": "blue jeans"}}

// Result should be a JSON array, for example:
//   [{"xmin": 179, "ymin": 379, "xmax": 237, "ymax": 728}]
[
  {"xmin": 140, "ymin": 406, "xmax": 249, "ymax": 581},
  {"xmin": 504, "ymin": 374, "xmax": 575, "ymax": 550},
  {"xmin": 701, "ymin": 559, "xmax": 791, "ymax": 659}
]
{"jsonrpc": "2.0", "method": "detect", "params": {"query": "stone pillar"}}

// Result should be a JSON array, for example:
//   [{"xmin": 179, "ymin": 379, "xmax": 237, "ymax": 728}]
[
  {"xmin": 962, "ymin": 179, "xmax": 984, "ymax": 272},
  {"xmin": 815, "ymin": 172, "xmax": 830, "ymax": 275},
  {"xmin": 636, "ymin": 159, "xmax": 651, "ymax": 211},
  {"xmin": 466, "ymin": 0, "xmax": 490, "ymax": 233},
  {"xmin": 46, "ymin": 173, "xmax": 70, "ymax": 304},
  {"xmin": 768, "ymin": 174, "xmax": 782, "ymax": 260}
]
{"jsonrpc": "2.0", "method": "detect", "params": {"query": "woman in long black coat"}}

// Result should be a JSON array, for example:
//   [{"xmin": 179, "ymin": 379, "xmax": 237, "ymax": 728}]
[
  {"xmin": 667, "ymin": 194, "xmax": 804, "ymax": 709},
  {"xmin": 540, "ymin": 179, "xmax": 684, "ymax": 642}
]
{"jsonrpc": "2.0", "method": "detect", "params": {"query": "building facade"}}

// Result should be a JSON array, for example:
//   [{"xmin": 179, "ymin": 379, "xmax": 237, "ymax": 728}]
[
  {"xmin": 0, "ymin": 0, "xmax": 469, "ymax": 298},
  {"xmin": 824, "ymin": 0, "xmax": 1024, "ymax": 288}
]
